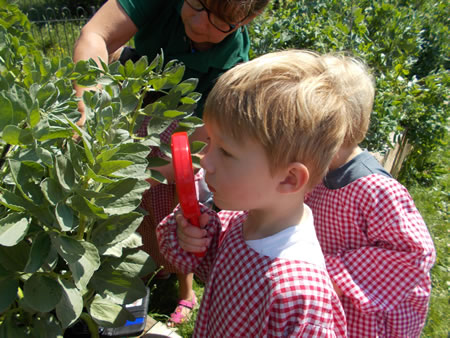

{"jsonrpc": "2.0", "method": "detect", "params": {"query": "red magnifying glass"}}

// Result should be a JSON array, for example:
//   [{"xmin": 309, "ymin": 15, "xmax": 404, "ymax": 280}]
[{"xmin": 171, "ymin": 132, "xmax": 205, "ymax": 257}]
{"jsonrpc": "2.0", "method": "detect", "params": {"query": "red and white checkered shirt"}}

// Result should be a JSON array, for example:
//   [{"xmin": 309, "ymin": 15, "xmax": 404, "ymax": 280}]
[
  {"xmin": 157, "ymin": 207, "xmax": 347, "ymax": 337},
  {"xmin": 306, "ymin": 173, "xmax": 436, "ymax": 337}
]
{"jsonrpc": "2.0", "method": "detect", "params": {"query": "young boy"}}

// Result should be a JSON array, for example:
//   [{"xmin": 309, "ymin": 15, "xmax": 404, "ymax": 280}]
[
  {"xmin": 305, "ymin": 56, "xmax": 436, "ymax": 337},
  {"xmin": 157, "ymin": 50, "xmax": 354, "ymax": 336}
]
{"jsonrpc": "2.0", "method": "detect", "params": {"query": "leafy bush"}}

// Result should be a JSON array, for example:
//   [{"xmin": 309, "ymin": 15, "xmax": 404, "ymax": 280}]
[
  {"xmin": 249, "ymin": 0, "xmax": 449, "ymax": 184},
  {"xmin": 0, "ymin": 2, "xmax": 202, "ymax": 336}
]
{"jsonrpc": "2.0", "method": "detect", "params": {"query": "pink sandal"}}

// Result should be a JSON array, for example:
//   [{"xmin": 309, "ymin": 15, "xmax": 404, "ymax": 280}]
[{"xmin": 168, "ymin": 293, "xmax": 197, "ymax": 327}]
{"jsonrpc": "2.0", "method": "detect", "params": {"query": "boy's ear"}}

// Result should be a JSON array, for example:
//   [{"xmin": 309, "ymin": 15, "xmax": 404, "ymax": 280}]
[{"xmin": 277, "ymin": 163, "xmax": 309, "ymax": 194}]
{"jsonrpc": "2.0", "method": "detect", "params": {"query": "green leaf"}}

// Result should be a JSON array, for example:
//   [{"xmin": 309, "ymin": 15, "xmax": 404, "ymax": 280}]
[
  {"xmin": 0, "ymin": 312, "xmax": 29, "ymax": 337},
  {"xmin": 133, "ymin": 56, "xmax": 149, "ymax": 76},
  {"xmin": 164, "ymin": 62, "xmax": 185, "ymax": 86},
  {"xmin": 148, "ymin": 169, "xmax": 168, "ymax": 184},
  {"xmin": 101, "ymin": 233, "xmax": 143, "ymax": 257},
  {"xmin": 150, "ymin": 77, "xmax": 167, "ymax": 91},
  {"xmin": 89, "ymin": 294, "xmax": 134, "ymax": 328},
  {"xmin": 44, "ymin": 246, "xmax": 59, "ymax": 272},
  {"xmin": 32, "ymin": 313, "xmax": 63, "ymax": 338},
  {"xmin": 103, "ymin": 249, "xmax": 156, "ymax": 278},
  {"xmin": 119, "ymin": 91, "xmax": 139, "ymax": 114},
  {"xmin": 2, "ymin": 125, "xmax": 33, "ymax": 145},
  {"xmin": 8, "ymin": 160, "xmax": 45, "ymax": 204},
  {"xmin": 64, "ymin": 116, "xmax": 94, "ymax": 165},
  {"xmin": 91, "ymin": 268, "xmax": 147, "ymax": 305},
  {"xmin": 0, "ymin": 241, "xmax": 30, "ymax": 272},
  {"xmin": 146, "ymin": 157, "xmax": 170, "ymax": 167},
  {"xmin": 68, "ymin": 195, "xmax": 109, "ymax": 220},
  {"xmin": 163, "ymin": 110, "xmax": 187, "ymax": 119},
  {"xmin": 6, "ymin": 160, "xmax": 31, "ymax": 203},
  {"xmin": 56, "ymin": 278, "xmax": 83, "ymax": 329},
  {"xmin": 0, "ymin": 93, "xmax": 21, "ymax": 133},
  {"xmin": 51, "ymin": 235, "xmax": 100, "ymax": 290},
  {"xmin": 34, "ymin": 126, "xmax": 73, "ymax": 141},
  {"xmin": 190, "ymin": 141, "xmax": 207, "ymax": 154},
  {"xmin": 0, "ymin": 212, "xmax": 30, "ymax": 247},
  {"xmin": 36, "ymin": 146, "xmax": 53, "ymax": 167},
  {"xmin": 0, "ymin": 276, "xmax": 18, "ymax": 313},
  {"xmin": 24, "ymin": 232, "xmax": 51, "ymax": 273},
  {"xmin": 178, "ymin": 116, "xmax": 204, "ymax": 129},
  {"xmin": 67, "ymin": 139, "xmax": 84, "ymax": 175},
  {"xmin": 70, "ymin": 240, "xmax": 101, "ymax": 290},
  {"xmin": 124, "ymin": 59, "xmax": 134, "ymax": 77},
  {"xmin": 96, "ymin": 160, "xmax": 134, "ymax": 176},
  {"xmin": 23, "ymin": 273, "xmax": 62, "ymax": 312},
  {"xmin": 41, "ymin": 177, "xmax": 65, "ymax": 206},
  {"xmin": 87, "ymin": 167, "xmax": 115, "ymax": 184},
  {"xmin": 147, "ymin": 117, "xmax": 172, "ymax": 136},
  {"xmin": 51, "ymin": 234, "xmax": 85, "ymax": 263},
  {"xmin": 96, "ymin": 147, "xmax": 120, "ymax": 163},
  {"xmin": 91, "ymin": 212, "xmax": 144, "ymax": 248},
  {"xmin": 72, "ymin": 187, "xmax": 114, "ymax": 200},
  {"xmin": 192, "ymin": 154, "xmax": 202, "ymax": 168},
  {"xmin": 55, "ymin": 203, "xmax": 77, "ymax": 231},
  {"xmin": 36, "ymin": 83, "xmax": 57, "ymax": 108},
  {"xmin": 96, "ymin": 179, "xmax": 149, "ymax": 215},
  {"xmin": 174, "ymin": 78, "xmax": 198, "ymax": 95},
  {"xmin": 55, "ymin": 155, "xmax": 75, "ymax": 191}
]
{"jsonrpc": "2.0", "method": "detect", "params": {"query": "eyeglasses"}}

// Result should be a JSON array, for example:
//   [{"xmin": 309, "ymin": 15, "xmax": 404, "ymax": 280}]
[{"xmin": 184, "ymin": 0, "xmax": 246, "ymax": 33}]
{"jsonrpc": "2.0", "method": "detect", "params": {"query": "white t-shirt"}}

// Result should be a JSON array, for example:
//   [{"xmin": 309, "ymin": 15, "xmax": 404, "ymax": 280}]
[{"xmin": 246, "ymin": 204, "xmax": 326, "ymax": 267}]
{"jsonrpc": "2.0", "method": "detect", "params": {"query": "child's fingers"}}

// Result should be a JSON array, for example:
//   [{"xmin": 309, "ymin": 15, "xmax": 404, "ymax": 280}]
[
  {"xmin": 175, "ymin": 211, "xmax": 210, "ymax": 253},
  {"xmin": 175, "ymin": 212, "xmax": 189, "ymax": 229},
  {"xmin": 178, "ymin": 237, "xmax": 209, "ymax": 253},
  {"xmin": 177, "ymin": 226, "xmax": 209, "ymax": 246},
  {"xmin": 199, "ymin": 213, "xmax": 210, "ymax": 229},
  {"xmin": 176, "ymin": 212, "xmax": 207, "ymax": 237}
]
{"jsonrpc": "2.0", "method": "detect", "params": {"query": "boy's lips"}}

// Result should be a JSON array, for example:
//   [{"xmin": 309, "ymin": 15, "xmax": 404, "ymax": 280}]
[{"xmin": 206, "ymin": 182, "xmax": 216, "ymax": 193}]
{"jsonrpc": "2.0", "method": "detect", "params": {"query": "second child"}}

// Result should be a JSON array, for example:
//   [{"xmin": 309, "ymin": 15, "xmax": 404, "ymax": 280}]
[{"xmin": 305, "ymin": 55, "xmax": 436, "ymax": 337}]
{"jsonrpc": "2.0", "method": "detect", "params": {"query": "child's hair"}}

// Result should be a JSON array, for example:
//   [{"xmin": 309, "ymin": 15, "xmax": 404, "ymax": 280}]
[
  {"xmin": 203, "ymin": 49, "xmax": 374, "ymax": 185},
  {"xmin": 207, "ymin": 0, "xmax": 270, "ymax": 24},
  {"xmin": 321, "ymin": 54, "xmax": 375, "ymax": 145}
]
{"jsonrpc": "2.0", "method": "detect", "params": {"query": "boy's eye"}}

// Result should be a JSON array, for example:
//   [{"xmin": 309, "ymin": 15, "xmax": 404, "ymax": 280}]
[{"xmin": 220, "ymin": 147, "xmax": 232, "ymax": 157}]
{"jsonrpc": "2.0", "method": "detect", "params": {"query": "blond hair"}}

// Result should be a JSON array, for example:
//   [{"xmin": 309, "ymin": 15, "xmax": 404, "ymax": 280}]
[
  {"xmin": 321, "ymin": 54, "xmax": 374, "ymax": 145},
  {"xmin": 204, "ymin": 50, "xmax": 374, "ymax": 185}
]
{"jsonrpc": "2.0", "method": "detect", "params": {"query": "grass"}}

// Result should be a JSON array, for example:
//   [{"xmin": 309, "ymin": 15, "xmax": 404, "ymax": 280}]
[
  {"xmin": 147, "ymin": 274, "xmax": 204, "ymax": 337},
  {"xmin": 411, "ymin": 135, "xmax": 449, "ymax": 337},
  {"xmin": 148, "ymin": 135, "xmax": 449, "ymax": 338}
]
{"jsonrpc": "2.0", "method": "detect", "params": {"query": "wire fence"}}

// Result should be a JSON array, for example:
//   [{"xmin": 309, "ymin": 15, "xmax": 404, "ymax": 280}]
[{"xmin": 20, "ymin": 2, "xmax": 99, "ymax": 58}]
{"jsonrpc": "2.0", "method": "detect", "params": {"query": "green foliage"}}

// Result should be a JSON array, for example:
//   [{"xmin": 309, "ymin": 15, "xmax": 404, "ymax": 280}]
[
  {"xmin": 250, "ymin": 0, "xmax": 449, "ymax": 183},
  {"xmin": 0, "ymin": 2, "xmax": 202, "ymax": 336},
  {"xmin": 408, "ymin": 135, "xmax": 449, "ymax": 337}
]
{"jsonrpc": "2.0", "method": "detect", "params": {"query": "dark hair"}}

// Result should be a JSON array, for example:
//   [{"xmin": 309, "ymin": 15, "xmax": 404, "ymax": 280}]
[{"xmin": 207, "ymin": 0, "xmax": 270, "ymax": 24}]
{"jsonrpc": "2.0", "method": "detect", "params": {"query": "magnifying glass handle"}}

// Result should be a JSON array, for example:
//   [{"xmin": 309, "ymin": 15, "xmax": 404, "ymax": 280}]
[{"xmin": 171, "ymin": 132, "xmax": 205, "ymax": 257}]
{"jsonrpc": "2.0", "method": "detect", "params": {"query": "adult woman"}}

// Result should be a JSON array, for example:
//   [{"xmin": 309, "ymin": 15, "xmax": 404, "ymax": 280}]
[{"xmin": 73, "ymin": 0, "xmax": 269, "ymax": 326}]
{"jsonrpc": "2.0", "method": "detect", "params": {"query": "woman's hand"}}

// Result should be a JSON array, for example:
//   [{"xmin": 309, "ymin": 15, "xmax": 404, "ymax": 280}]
[{"xmin": 73, "ymin": 0, "xmax": 138, "ymax": 128}]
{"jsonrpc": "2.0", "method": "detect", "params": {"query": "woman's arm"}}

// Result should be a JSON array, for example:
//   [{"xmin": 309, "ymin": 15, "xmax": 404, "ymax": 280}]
[{"xmin": 73, "ymin": 0, "xmax": 138, "ymax": 125}]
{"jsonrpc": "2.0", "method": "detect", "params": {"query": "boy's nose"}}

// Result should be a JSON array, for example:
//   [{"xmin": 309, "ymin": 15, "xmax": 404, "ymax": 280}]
[{"xmin": 200, "ymin": 152, "xmax": 214, "ymax": 174}]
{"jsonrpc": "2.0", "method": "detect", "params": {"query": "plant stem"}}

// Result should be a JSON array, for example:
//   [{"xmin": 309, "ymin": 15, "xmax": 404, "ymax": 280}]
[
  {"xmin": 0, "ymin": 144, "xmax": 11, "ymax": 171},
  {"xmin": 80, "ymin": 313, "xmax": 99, "ymax": 338},
  {"xmin": 129, "ymin": 91, "xmax": 146, "ymax": 136},
  {"xmin": 77, "ymin": 215, "xmax": 87, "ymax": 240}
]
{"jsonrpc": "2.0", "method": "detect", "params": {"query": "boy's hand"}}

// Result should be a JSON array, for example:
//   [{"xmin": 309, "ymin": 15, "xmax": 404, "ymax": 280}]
[{"xmin": 176, "ymin": 212, "xmax": 211, "ymax": 254}]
